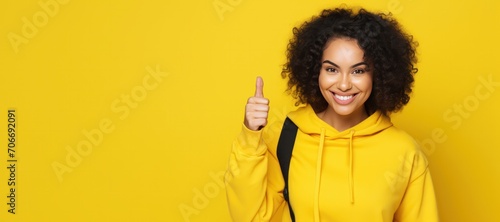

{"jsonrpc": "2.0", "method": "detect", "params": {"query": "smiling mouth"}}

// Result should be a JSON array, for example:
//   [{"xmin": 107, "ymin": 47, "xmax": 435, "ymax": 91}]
[
  {"xmin": 331, "ymin": 92, "xmax": 357, "ymax": 104},
  {"xmin": 334, "ymin": 94, "xmax": 354, "ymax": 101}
]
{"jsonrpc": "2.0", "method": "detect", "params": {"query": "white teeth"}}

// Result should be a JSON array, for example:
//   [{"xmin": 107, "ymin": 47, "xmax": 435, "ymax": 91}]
[{"xmin": 335, "ymin": 94, "xmax": 353, "ymax": 101}]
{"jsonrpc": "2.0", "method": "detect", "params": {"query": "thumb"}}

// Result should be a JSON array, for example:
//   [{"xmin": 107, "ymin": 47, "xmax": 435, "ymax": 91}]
[{"xmin": 254, "ymin": 76, "xmax": 264, "ymax": 98}]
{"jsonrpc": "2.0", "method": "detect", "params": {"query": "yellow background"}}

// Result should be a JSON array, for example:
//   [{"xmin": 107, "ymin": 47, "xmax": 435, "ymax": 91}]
[{"xmin": 1, "ymin": 0, "xmax": 499, "ymax": 221}]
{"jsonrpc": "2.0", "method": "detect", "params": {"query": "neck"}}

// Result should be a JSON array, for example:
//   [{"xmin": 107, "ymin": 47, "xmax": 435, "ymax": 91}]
[{"xmin": 317, "ymin": 107, "xmax": 369, "ymax": 132}]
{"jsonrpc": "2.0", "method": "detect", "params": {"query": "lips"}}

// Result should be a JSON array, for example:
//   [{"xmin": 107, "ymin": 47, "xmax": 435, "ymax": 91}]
[
  {"xmin": 332, "ymin": 92, "xmax": 357, "ymax": 105},
  {"xmin": 335, "ymin": 94, "xmax": 353, "ymax": 101}
]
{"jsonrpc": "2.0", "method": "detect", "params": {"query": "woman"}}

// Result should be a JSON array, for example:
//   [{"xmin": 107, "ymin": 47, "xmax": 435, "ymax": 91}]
[{"xmin": 225, "ymin": 7, "xmax": 438, "ymax": 222}]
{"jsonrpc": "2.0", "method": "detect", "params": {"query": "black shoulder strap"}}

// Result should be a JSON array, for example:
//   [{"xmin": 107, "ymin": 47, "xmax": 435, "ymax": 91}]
[{"xmin": 277, "ymin": 117, "xmax": 298, "ymax": 221}]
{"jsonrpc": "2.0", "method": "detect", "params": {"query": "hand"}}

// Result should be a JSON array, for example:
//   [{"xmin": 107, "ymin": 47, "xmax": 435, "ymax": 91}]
[{"xmin": 244, "ymin": 76, "xmax": 269, "ymax": 131}]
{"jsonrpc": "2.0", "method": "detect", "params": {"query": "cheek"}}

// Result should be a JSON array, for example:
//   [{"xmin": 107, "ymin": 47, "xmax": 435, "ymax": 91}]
[
  {"xmin": 318, "ymin": 72, "xmax": 334, "ymax": 89},
  {"xmin": 353, "ymin": 76, "xmax": 373, "ymax": 93}
]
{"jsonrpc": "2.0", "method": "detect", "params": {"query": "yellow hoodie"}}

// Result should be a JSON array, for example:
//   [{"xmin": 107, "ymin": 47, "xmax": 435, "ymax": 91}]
[{"xmin": 225, "ymin": 105, "xmax": 439, "ymax": 221}]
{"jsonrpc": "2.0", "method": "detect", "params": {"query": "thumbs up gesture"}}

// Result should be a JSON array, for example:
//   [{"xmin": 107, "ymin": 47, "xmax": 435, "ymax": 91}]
[{"xmin": 244, "ymin": 77, "xmax": 270, "ymax": 131}]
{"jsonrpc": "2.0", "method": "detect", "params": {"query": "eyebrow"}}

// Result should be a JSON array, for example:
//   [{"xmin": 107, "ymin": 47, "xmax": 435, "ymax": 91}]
[{"xmin": 322, "ymin": 60, "xmax": 369, "ymax": 68}]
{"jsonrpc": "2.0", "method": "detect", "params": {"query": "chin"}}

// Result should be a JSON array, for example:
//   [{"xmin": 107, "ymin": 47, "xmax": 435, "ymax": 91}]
[{"xmin": 331, "ymin": 105, "xmax": 363, "ymax": 117}]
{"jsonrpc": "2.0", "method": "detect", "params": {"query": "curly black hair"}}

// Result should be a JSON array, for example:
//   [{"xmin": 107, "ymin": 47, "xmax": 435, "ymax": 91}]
[{"xmin": 281, "ymin": 7, "xmax": 418, "ymax": 116}]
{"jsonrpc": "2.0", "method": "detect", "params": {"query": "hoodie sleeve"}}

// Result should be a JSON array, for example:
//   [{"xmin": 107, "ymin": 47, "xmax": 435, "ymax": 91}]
[
  {"xmin": 394, "ymin": 150, "xmax": 439, "ymax": 222},
  {"xmin": 225, "ymin": 123, "xmax": 288, "ymax": 222}
]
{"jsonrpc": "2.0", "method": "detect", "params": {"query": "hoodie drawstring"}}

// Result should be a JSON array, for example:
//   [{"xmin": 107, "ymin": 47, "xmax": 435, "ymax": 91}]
[
  {"xmin": 314, "ymin": 129, "xmax": 356, "ymax": 220},
  {"xmin": 314, "ymin": 128, "xmax": 326, "ymax": 221},
  {"xmin": 348, "ymin": 130, "xmax": 355, "ymax": 204}
]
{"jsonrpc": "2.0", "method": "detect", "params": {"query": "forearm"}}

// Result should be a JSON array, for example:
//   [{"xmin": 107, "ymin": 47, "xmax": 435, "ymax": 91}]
[{"xmin": 225, "ymin": 125, "xmax": 282, "ymax": 221}]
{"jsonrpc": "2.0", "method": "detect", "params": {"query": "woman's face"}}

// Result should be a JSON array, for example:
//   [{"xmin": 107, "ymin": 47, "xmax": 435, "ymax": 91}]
[{"xmin": 318, "ymin": 38, "xmax": 373, "ymax": 119}]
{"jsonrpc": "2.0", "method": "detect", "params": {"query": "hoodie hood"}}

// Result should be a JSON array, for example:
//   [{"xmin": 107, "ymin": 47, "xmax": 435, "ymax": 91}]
[
  {"xmin": 287, "ymin": 105, "xmax": 393, "ymax": 138},
  {"xmin": 287, "ymin": 105, "xmax": 393, "ymax": 221}
]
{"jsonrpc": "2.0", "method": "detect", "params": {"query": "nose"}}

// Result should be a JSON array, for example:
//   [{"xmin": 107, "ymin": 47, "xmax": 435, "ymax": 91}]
[{"xmin": 337, "ymin": 73, "xmax": 352, "ymax": 92}]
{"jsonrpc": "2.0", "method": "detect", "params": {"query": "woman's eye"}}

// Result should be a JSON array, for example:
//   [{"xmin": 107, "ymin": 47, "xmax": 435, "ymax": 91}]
[
  {"xmin": 352, "ymin": 69, "xmax": 365, "ymax": 74},
  {"xmin": 326, "ymin": 67, "xmax": 337, "ymax": 73}
]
